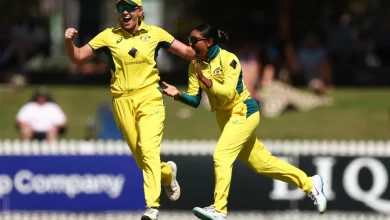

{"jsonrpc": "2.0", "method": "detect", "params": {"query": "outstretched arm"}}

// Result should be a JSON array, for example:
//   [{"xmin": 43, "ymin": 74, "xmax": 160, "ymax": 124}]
[
  {"xmin": 160, "ymin": 64, "xmax": 202, "ymax": 108},
  {"xmin": 168, "ymin": 40, "xmax": 196, "ymax": 60},
  {"xmin": 160, "ymin": 81, "xmax": 202, "ymax": 108},
  {"xmin": 155, "ymin": 27, "xmax": 196, "ymax": 60},
  {"xmin": 160, "ymin": 81, "xmax": 182, "ymax": 99}
]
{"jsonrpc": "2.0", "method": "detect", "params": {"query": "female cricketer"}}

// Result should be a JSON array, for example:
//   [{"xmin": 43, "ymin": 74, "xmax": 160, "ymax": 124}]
[
  {"xmin": 160, "ymin": 24, "xmax": 327, "ymax": 220},
  {"xmin": 65, "ymin": 1, "xmax": 196, "ymax": 219}
]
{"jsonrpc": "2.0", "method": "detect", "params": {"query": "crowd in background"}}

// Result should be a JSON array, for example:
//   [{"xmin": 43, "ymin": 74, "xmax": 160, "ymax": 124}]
[{"xmin": 1, "ymin": 1, "xmax": 390, "ymax": 86}]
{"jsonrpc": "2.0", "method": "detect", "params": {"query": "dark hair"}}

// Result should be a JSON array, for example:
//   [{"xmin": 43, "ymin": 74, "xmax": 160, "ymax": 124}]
[
  {"xmin": 30, "ymin": 87, "xmax": 54, "ymax": 103},
  {"xmin": 194, "ymin": 24, "xmax": 229, "ymax": 46}
]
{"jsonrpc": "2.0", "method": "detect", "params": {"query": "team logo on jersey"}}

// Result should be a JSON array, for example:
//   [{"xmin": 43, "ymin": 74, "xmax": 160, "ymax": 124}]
[
  {"xmin": 116, "ymin": 37, "xmax": 123, "ymax": 44},
  {"xmin": 213, "ymin": 67, "xmax": 223, "ymax": 77},
  {"xmin": 128, "ymin": 47, "xmax": 138, "ymax": 58},
  {"xmin": 140, "ymin": 34, "xmax": 151, "ymax": 42}
]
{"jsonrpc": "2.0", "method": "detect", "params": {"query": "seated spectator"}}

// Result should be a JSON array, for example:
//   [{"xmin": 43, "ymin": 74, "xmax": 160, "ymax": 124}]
[
  {"xmin": 16, "ymin": 87, "xmax": 67, "ymax": 142},
  {"xmin": 258, "ymin": 65, "xmax": 333, "ymax": 118},
  {"xmin": 296, "ymin": 34, "xmax": 333, "ymax": 95}
]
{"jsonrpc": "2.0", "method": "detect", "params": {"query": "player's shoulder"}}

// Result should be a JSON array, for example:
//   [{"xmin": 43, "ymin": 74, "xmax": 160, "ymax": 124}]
[
  {"xmin": 99, "ymin": 27, "xmax": 114, "ymax": 34},
  {"xmin": 220, "ymin": 48, "xmax": 238, "ymax": 60},
  {"xmin": 90, "ymin": 27, "xmax": 115, "ymax": 40},
  {"xmin": 146, "ymin": 24, "xmax": 172, "ymax": 35},
  {"xmin": 146, "ymin": 24, "xmax": 161, "ymax": 31},
  {"xmin": 220, "ymin": 48, "xmax": 239, "ymax": 69},
  {"xmin": 99, "ymin": 25, "xmax": 126, "ymax": 36}
]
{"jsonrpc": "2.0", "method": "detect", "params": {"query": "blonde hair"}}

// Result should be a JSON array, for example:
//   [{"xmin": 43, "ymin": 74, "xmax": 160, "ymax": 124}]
[{"xmin": 138, "ymin": 7, "xmax": 145, "ymax": 24}]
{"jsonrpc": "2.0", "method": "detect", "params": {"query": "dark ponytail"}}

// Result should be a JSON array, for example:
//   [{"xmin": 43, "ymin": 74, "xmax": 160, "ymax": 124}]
[
  {"xmin": 217, "ymin": 29, "xmax": 229, "ymax": 44},
  {"xmin": 194, "ymin": 24, "xmax": 229, "ymax": 46}
]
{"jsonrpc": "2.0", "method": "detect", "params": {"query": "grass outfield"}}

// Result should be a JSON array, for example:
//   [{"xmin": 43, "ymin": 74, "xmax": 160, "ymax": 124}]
[{"xmin": 0, "ymin": 86, "xmax": 389, "ymax": 140}]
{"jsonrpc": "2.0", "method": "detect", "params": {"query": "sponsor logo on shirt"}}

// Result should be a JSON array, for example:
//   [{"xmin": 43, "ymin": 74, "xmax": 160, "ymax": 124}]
[{"xmin": 124, "ymin": 60, "xmax": 146, "ymax": 65}]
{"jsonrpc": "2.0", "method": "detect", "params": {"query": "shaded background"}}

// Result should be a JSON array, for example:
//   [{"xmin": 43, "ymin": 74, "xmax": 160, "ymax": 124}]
[{"xmin": 0, "ymin": 0, "xmax": 390, "ymax": 218}]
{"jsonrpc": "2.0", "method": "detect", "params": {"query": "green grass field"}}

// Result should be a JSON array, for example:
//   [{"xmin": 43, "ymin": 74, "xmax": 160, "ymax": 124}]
[{"xmin": 0, "ymin": 86, "xmax": 389, "ymax": 140}]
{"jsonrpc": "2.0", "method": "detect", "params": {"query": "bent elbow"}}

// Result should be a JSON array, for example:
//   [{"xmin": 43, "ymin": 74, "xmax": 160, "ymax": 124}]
[
  {"xmin": 70, "ymin": 60, "xmax": 79, "ymax": 65},
  {"xmin": 71, "ymin": 58, "xmax": 84, "ymax": 65},
  {"xmin": 224, "ymin": 90, "xmax": 236, "ymax": 101}
]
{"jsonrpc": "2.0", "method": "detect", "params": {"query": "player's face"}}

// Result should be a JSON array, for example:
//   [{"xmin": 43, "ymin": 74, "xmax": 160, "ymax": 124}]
[
  {"xmin": 117, "ymin": 3, "xmax": 141, "ymax": 30},
  {"xmin": 189, "ymin": 29, "xmax": 213, "ymax": 61}
]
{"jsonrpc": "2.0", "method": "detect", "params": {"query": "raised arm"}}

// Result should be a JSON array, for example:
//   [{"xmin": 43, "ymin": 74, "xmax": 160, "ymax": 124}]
[
  {"xmin": 168, "ymin": 40, "xmax": 196, "ymax": 60},
  {"xmin": 65, "ymin": 28, "xmax": 95, "ymax": 64}
]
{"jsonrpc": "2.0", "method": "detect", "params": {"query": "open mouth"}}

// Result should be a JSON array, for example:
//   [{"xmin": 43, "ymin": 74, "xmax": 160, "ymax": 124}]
[
  {"xmin": 194, "ymin": 49, "xmax": 201, "ymax": 58},
  {"xmin": 192, "ymin": 47, "xmax": 200, "ymax": 57},
  {"xmin": 123, "ymin": 15, "xmax": 132, "ymax": 24}
]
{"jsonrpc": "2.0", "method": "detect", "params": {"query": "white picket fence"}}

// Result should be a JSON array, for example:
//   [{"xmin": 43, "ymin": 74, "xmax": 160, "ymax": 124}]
[{"xmin": 0, "ymin": 139, "xmax": 389, "ymax": 156}]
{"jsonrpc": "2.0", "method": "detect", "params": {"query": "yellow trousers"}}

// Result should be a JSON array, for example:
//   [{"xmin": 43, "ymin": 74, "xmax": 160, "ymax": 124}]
[
  {"xmin": 112, "ymin": 83, "xmax": 173, "ymax": 208},
  {"xmin": 213, "ymin": 100, "xmax": 312, "ymax": 214}
]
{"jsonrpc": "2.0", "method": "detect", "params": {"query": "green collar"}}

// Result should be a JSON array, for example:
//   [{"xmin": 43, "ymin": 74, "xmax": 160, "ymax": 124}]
[{"xmin": 207, "ymin": 44, "xmax": 220, "ymax": 61}]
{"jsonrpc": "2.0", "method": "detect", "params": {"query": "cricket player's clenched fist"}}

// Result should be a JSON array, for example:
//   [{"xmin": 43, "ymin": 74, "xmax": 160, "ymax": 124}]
[{"xmin": 65, "ymin": 28, "xmax": 78, "ymax": 40}]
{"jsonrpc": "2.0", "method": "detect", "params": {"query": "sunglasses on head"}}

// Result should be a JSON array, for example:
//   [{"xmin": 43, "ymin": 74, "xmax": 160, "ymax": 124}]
[
  {"xmin": 117, "ymin": 4, "xmax": 137, "ymax": 13},
  {"xmin": 188, "ymin": 36, "xmax": 207, "ymax": 45}
]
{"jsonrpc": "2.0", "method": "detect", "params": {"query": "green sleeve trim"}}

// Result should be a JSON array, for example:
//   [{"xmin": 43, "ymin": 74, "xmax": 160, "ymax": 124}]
[
  {"xmin": 177, "ymin": 89, "xmax": 202, "ymax": 108},
  {"xmin": 160, "ymin": 40, "xmax": 173, "ymax": 49}
]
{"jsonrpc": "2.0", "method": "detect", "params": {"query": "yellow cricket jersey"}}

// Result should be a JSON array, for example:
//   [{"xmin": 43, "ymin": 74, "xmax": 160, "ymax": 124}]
[
  {"xmin": 177, "ymin": 45, "xmax": 259, "ymax": 117},
  {"xmin": 88, "ymin": 21, "xmax": 174, "ymax": 96}
]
